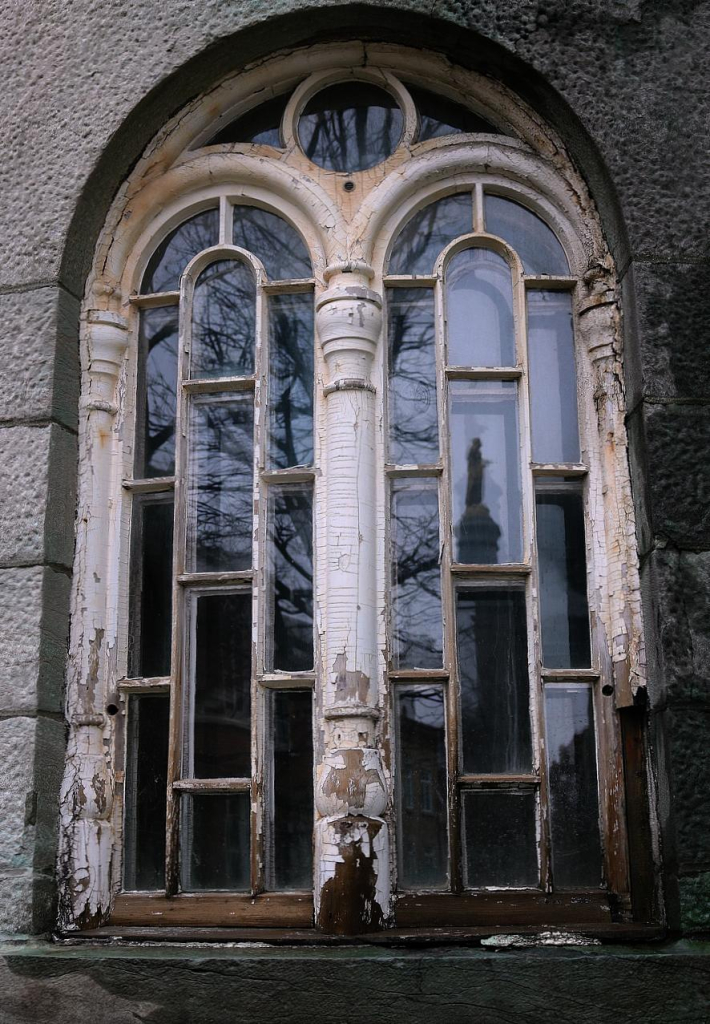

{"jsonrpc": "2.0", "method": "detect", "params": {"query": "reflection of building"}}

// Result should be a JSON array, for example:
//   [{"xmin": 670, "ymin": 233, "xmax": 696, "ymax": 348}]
[{"xmin": 456, "ymin": 438, "xmax": 501, "ymax": 563}]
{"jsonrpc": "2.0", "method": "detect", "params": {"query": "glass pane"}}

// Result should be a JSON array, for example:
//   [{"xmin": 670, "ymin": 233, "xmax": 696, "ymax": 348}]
[
  {"xmin": 208, "ymin": 93, "xmax": 289, "ymax": 147},
  {"xmin": 450, "ymin": 380, "xmax": 523, "ymax": 564},
  {"xmin": 446, "ymin": 248, "xmax": 515, "ymax": 367},
  {"xmin": 128, "ymin": 496, "xmax": 173, "ymax": 678},
  {"xmin": 462, "ymin": 789, "xmax": 538, "ymax": 887},
  {"xmin": 456, "ymin": 588, "xmax": 532, "ymax": 774},
  {"xmin": 389, "ymin": 193, "xmax": 472, "ymax": 276},
  {"xmin": 396, "ymin": 687, "xmax": 448, "ymax": 889},
  {"xmin": 406, "ymin": 85, "xmax": 502, "ymax": 141},
  {"xmin": 545, "ymin": 685, "xmax": 602, "ymax": 887},
  {"xmin": 268, "ymin": 292, "xmax": 314, "ymax": 469},
  {"xmin": 123, "ymin": 694, "xmax": 169, "ymax": 890},
  {"xmin": 387, "ymin": 288, "xmax": 438, "ymax": 465},
  {"xmin": 233, "ymin": 205, "xmax": 312, "ymax": 282},
  {"xmin": 181, "ymin": 793, "xmax": 250, "ymax": 891},
  {"xmin": 271, "ymin": 690, "xmax": 313, "ymax": 890},
  {"xmin": 536, "ymin": 484, "xmax": 590, "ymax": 668},
  {"xmin": 298, "ymin": 82, "xmax": 403, "ymax": 172},
  {"xmin": 391, "ymin": 479, "xmax": 442, "ymax": 669},
  {"xmin": 141, "ymin": 208, "xmax": 219, "ymax": 294},
  {"xmin": 136, "ymin": 306, "xmax": 178, "ymax": 478},
  {"xmin": 189, "ymin": 591, "xmax": 251, "ymax": 779},
  {"xmin": 527, "ymin": 291, "xmax": 580, "ymax": 463},
  {"xmin": 188, "ymin": 395, "xmax": 253, "ymax": 572},
  {"xmin": 485, "ymin": 195, "xmax": 569, "ymax": 276},
  {"xmin": 190, "ymin": 259, "xmax": 255, "ymax": 379},
  {"xmin": 268, "ymin": 485, "xmax": 313, "ymax": 673}
]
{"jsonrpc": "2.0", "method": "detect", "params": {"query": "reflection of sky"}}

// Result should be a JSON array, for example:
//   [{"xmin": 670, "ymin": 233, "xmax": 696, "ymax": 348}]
[
  {"xmin": 400, "ymin": 688, "xmax": 445, "ymax": 729},
  {"xmin": 546, "ymin": 686, "xmax": 591, "ymax": 764}
]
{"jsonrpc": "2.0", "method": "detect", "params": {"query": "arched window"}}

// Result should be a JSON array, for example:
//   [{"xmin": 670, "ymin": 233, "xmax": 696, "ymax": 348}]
[{"xmin": 60, "ymin": 44, "xmax": 649, "ymax": 937}]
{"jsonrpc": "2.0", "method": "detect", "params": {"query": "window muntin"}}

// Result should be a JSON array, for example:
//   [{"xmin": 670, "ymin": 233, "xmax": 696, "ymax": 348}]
[
  {"xmin": 123, "ymin": 203, "xmax": 315, "ymax": 896},
  {"xmin": 385, "ymin": 187, "xmax": 604, "ymax": 896}
]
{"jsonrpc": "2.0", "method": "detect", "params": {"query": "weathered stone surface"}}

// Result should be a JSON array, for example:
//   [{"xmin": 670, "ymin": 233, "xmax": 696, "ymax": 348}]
[
  {"xmin": 665, "ymin": 705, "xmax": 710, "ymax": 874},
  {"xmin": 0, "ymin": 943, "xmax": 708, "ymax": 1024},
  {"xmin": 0, "ymin": 424, "xmax": 76, "ymax": 569},
  {"xmin": 623, "ymin": 262, "xmax": 710, "ymax": 408},
  {"xmin": 641, "ymin": 402, "xmax": 710, "ymax": 549},
  {"xmin": 0, "ymin": 567, "xmax": 70, "ymax": 715},
  {"xmin": 0, "ymin": 875, "xmax": 55, "ymax": 938},
  {"xmin": 0, "ymin": 286, "xmax": 79, "ymax": 430},
  {"xmin": 679, "ymin": 872, "xmax": 710, "ymax": 934},
  {"xmin": 0, "ymin": 718, "xmax": 66, "ymax": 887}
]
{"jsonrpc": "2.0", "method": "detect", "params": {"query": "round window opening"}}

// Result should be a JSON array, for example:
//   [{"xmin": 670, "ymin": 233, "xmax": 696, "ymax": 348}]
[{"xmin": 297, "ymin": 82, "xmax": 403, "ymax": 172}]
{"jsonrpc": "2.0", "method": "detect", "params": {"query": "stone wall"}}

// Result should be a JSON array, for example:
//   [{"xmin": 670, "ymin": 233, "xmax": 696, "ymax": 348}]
[{"xmin": 1, "ymin": 0, "xmax": 708, "ymax": 940}]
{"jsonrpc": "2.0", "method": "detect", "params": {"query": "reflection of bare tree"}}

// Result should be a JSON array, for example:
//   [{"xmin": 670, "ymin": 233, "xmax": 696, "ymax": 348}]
[
  {"xmin": 233, "ymin": 206, "xmax": 311, "ymax": 282},
  {"xmin": 269, "ymin": 294, "xmax": 314, "ymax": 469},
  {"xmin": 192, "ymin": 260, "xmax": 255, "ymax": 378},
  {"xmin": 299, "ymin": 85, "xmax": 401, "ymax": 171},
  {"xmin": 191, "ymin": 399, "xmax": 253, "ymax": 572},
  {"xmin": 271, "ymin": 487, "xmax": 313, "ymax": 672},
  {"xmin": 392, "ymin": 485, "xmax": 442, "ymax": 668},
  {"xmin": 141, "ymin": 307, "xmax": 178, "ymax": 477},
  {"xmin": 389, "ymin": 290, "xmax": 438, "ymax": 465},
  {"xmin": 388, "ymin": 194, "xmax": 470, "ymax": 275},
  {"xmin": 142, "ymin": 209, "xmax": 219, "ymax": 294}
]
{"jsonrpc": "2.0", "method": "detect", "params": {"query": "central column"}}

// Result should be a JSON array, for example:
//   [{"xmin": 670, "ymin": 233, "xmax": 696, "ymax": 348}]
[{"xmin": 314, "ymin": 266, "xmax": 389, "ymax": 933}]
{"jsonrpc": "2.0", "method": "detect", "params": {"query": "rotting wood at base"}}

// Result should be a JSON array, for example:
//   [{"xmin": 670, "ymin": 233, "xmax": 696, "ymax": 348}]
[
  {"xmin": 395, "ymin": 891, "xmax": 623, "ymax": 928},
  {"xmin": 110, "ymin": 892, "xmax": 313, "ymax": 928},
  {"xmin": 317, "ymin": 816, "xmax": 385, "ymax": 935}
]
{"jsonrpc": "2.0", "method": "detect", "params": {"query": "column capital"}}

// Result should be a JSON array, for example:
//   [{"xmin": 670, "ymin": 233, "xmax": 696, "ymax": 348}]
[{"xmin": 316, "ymin": 271, "xmax": 383, "ymax": 387}]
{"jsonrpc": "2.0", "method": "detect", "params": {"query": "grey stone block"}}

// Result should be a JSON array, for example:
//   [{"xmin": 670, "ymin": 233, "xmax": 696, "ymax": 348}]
[
  {"xmin": 0, "ymin": 424, "xmax": 76, "ymax": 569},
  {"xmin": 642, "ymin": 401, "xmax": 710, "ymax": 549},
  {"xmin": 0, "ymin": 286, "xmax": 79, "ymax": 430},
  {"xmin": 0, "ymin": 874, "xmax": 55, "ymax": 937},
  {"xmin": 665, "ymin": 705, "xmax": 710, "ymax": 874},
  {"xmin": 0, "ymin": 566, "xmax": 70, "ymax": 715},
  {"xmin": 680, "ymin": 871, "xmax": 710, "ymax": 934}
]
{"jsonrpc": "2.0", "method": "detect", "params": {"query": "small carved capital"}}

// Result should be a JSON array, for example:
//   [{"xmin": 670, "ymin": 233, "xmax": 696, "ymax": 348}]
[
  {"xmin": 316, "ymin": 271, "xmax": 383, "ymax": 386},
  {"xmin": 315, "ymin": 747, "xmax": 388, "ymax": 817},
  {"xmin": 86, "ymin": 310, "xmax": 130, "ymax": 385}
]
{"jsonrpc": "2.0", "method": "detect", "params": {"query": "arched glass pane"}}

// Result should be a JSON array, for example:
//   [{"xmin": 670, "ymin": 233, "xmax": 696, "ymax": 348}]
[
  {"xmin": 298, "ymin": 82, "xmax": 403, "ymax": 171},
  {"xmin": 527, "ymin": 290, "xmax": 580, "ymax": 463},
  {"xmin": 191, "ymin": 259, "xmax": 255, "ymax": 379},
  {"xmin": 207, "ymin": 93, "xmax": 289, "ymax": 147},
  {"xmin": 406, "ymin": 85, "xmax": 502, "ymax": 141},
  {"xmin": 485, "ymin": 195, "xmax": 569, "ymax": 276},
  {"xmin": 233, "ymin": 206, "xmax": 311, "ymax": 281},
  {"xmin": 388, "ymin": 193, "xmax": 472, "ymax": 276},
  {"xmin": 446, "ymin": 248, "xmax": 515, "ymax": 366},
  {"xmin": 141, "ymin": 208, "xmax": 219, "ymax": 294}
]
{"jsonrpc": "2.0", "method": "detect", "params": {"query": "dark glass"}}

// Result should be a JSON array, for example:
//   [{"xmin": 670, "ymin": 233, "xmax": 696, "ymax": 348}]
[
  {"xmin": 207, "ymin": 93, "xmax": 290, "ymax": 147},
  {"xmin": 141, "ymin": 208, "xmax": 219, "ymax": 294},
  {"xmin": 123, "ymin": 694, "xmax": 170, "ymax": 890},
  {"xmin": 268, "ymin": 292, "xmax": 314, "ymax": 469},
  {"xmin": 396, "ymin": 687, "xmax": 448, "ymax": 889},
  {"xmin": 136, "ymin": 306, "xmax": 178, "ymax": 478},
  {"xmin": 446, "ymin": 248, "xmax": 515, "ymax": 367},
  {"xmin": 406, "ymin": 85, "xmax": 502, "ymax": 141},
  {"xmin": 545, "ymin": 685, "xmax": 602, "ymax": 887},
  {"xmin": 271, "ymin": 690, "xmax": 313, "ymax": 890},
  {"xmin": 189, "ymin": 396, "xmax": 253, "ymax": 572},
  {"xmin": 391, "ymin": 479, "xmax": 443, "ymax": 669},
  {"xmin": 456, "ymin": 588, "xmax": 532, "ymax": 774},
  {"xmin": 485, "ymin": 195, "xmax": 569, "ymax": 276},
  {"xmin": 268, "ymin": 485, "xmax": 313, "ymax": 673},
  {"xmin": 527, "ymin": 290, "xmax": 580, "ymax": 463},
  {"xmin": 536, "ymin": 485, "xmax": 591, "ymax": 668},
  {"xmin": 191, "ymin": 259, "xmax": 255, "ymax": 379},
  {"xmin": 388, "ymin": 193, "xmax": 472, "ymax": 276},
  {"xmin": 233, "ymin": 205, "xmax": 312, "ymax": 282},
  {"xmin": 387, "ymin": 288, "xmax": 439, "ymax": 465},
  {"xmin": 181, "ymin": 793, "xmax": 250, "ymax": 891},
  {"xmin": 462, "ymin": 789, "xmax": 538, "ymax": 887},
  {"xmin": 128, "ymin": 497, "xmax": 173, "ymax": 678},
  {"xmin": 449, "ymin": 380, "xmax": 522, "ymax": 564},
  {"xmin": 298, "ymin": 82, "xmax": 403, "ymax": 172},
  {"xmin": 190, "ymin": 591, "xmax": 251, "ymax": 779}
]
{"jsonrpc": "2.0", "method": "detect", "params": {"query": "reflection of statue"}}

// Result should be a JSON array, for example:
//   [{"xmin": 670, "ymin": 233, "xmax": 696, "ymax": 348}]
[{"xmin": 456, "ymin": 438, "xmax": 501, "ymax": 564}]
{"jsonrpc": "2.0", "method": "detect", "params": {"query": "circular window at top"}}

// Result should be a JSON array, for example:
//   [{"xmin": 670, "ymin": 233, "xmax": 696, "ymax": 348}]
[{"xmin": 298, "ymin": 82, "xmax": 403, "ymax": 172}]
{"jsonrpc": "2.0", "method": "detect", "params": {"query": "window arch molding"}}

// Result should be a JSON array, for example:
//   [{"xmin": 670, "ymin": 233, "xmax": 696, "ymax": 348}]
[{"xmin": 61, "ymin": 41, "xmax": 650, "ymax": 937}]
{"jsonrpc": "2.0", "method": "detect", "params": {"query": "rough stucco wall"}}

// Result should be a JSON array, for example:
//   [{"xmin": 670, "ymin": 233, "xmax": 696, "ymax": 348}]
[{"xmin": 0, "ymin": 0, "xmax": 709, "ymax": 942}]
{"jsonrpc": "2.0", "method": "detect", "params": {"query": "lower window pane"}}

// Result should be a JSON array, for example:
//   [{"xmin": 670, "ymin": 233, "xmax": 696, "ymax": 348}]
[
  {"xmin": 268, "ymin": 484, "xmax": 313, "ymax": 672},
  {"xmin": 456, "ymin": 587, "xmax": 532, "ymax": 774},
  {"xmin": 545, "ymin": 685, "xmax": 602, "ymax": 888},
  {"xmin": 123, "ymin": 694, "xmax": 170, "ymax": 890},
  {"xmin": 180, "ymin": 793, "xmax": 250, "ymax": 891},
  {"xmin": 271, "ymin": 690, "xmax": 313, "ymax": 890},
  {"xmin": 462, "ymin": 789, "xmax": 538, "ymax": 888},
  {"xmin": 396, "ymin": 687, "xmax": 448, "ymax": 889},
  {"xmin": 128, "ymin": 496, "xmax": 174, "ymax": 679}
]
